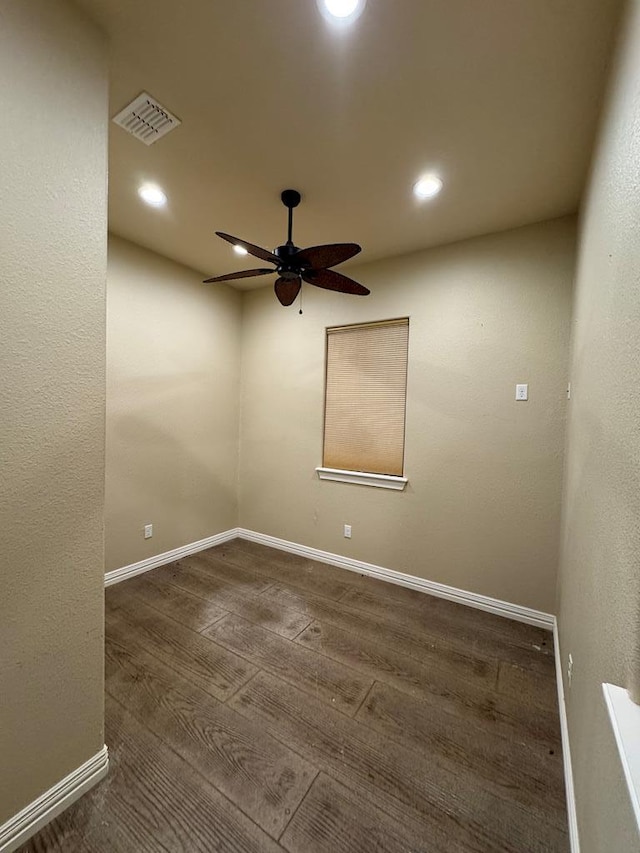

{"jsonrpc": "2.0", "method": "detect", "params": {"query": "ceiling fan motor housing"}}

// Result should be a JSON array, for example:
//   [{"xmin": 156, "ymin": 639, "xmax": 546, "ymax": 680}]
[{"xmin": 275, "ymin": 242, "xmax": 304, "ymax": 279}]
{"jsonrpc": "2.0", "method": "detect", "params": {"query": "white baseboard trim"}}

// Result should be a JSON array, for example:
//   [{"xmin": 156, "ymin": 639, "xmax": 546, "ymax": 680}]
[
  {"xmin": 104, "ymin": 528, "xmax": 239, "ymax": 587},
  {"xmin": 0, "ymin": 746, "xmax": 108, "ymax": 853},
  {"xmin": 236, "ymin": 528, "xmax": 554, "ymax": 629},
  {"xmin": 554, "ymin": 619, "xmax": 580, "ymax": 852}
]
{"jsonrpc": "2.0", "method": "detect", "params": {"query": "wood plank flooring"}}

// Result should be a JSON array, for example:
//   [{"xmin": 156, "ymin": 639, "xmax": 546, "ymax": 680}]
[{"xmin": 19, "ymin": 539, "xmax": 569, "ymax": 852}]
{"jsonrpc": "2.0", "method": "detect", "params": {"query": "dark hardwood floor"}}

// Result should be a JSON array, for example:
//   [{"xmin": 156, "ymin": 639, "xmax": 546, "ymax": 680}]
[{"xmin": 20, "ymin": 539, "xmax": 569, "ymax": 852}]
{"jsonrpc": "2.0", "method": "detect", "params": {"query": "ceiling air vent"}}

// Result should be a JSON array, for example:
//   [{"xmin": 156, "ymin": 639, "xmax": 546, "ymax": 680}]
[{"xmin": 112, "ymin": 92, "xmax": 181, "ymax": 146}]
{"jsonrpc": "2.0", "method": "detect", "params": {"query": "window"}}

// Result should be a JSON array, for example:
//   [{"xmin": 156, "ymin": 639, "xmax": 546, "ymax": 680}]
[{"xmin": 317, "ymin": 318, "xmax": 409, "ymax": 490}]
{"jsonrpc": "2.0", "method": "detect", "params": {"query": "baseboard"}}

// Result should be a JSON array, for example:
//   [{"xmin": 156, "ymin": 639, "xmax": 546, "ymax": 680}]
[
  {"xmin": 553, "ymin": 619, "xmax": 580, "ymax": 852},
  {"xmin": 236, "ymin": 528, "xmax": 554, "ymax": 629},
  {"xmin": 104, "ymin": 528, "xmax": 239, "ymax": 587},
  {"xmin": 0, "ymin": 746, "xmax": 108, "ymax": 853},
  {"xmin": 105, "ymin": 526, "xmax": 553, "ymax": 628}
]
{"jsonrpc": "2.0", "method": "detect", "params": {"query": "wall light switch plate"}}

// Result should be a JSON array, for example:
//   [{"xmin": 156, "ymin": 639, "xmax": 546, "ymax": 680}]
[
  {"xmin": 144, "ymin": 523, "xmax": 153, "ymax": 539},
  {"xmin": 516, "ymin": 384, "xmax": 529, "ymax": 401},
  {"xmin": 344, "ymin": 524, "xmax": 352, "ymax": 539}
]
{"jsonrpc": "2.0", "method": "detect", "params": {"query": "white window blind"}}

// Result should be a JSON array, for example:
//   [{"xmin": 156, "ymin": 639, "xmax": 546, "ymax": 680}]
[{"xmin": 323, "ymin": 318, "xmax": 409, "ymax": 476}]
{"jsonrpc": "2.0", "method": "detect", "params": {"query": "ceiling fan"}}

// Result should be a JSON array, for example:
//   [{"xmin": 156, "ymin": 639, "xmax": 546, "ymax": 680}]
[{"xmin": 203, "ymin": 190, "xmax": 370, "ymax": 306}]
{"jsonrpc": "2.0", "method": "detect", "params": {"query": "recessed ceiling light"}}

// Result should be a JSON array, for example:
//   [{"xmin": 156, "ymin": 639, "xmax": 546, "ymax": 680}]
[
  {"xmin": 138, "ymin": 183, "xmax": 167, "ymax": 207},
  {"xmin": 233, "ymin": 245, "xmax": 248, "ymax": 256},
  {"xmin": 413, "ymin": 175, "xmax": 443, "ymax": 200},
  {"xmin": 319, "ymin": 0, "xmax": 366, "ymax": 23}
]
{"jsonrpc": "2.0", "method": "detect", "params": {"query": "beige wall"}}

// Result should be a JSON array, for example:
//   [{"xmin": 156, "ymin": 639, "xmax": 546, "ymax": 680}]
[
  {"xmin": 105, "ymin": 236, "xmax": 242, "ymax": 572},
  {"xmin": 0, "ymin": 0, "xmax": 107, "ymax": 826},
  {"xmin": 557, "ymin": 1, "xmax": 640, "ymax": 849},
  {"xmin": 239, "ymin": 217, "xmax": 575, "ymax": 612}
]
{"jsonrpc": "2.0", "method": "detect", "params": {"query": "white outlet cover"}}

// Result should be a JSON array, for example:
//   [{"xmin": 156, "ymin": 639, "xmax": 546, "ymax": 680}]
[{"xmin": 516, "ymin": 384, "xmax": 529, "ymax": 401}]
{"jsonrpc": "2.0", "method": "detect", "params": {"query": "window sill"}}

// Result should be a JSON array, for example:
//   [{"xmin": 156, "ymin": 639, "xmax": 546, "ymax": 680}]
[
  {"xmin": 603, "ymin": 683, "xmax": 640, "ymax": 833},
  {"xmin": 315, "ymin": 467, "xmax": 408, "ymax": 491}
]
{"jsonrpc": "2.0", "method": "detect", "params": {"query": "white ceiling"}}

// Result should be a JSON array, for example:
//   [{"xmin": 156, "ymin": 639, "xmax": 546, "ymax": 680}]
[{"xmin": 79, "ymin": 0, "xmax": 622, "ymax": 288}]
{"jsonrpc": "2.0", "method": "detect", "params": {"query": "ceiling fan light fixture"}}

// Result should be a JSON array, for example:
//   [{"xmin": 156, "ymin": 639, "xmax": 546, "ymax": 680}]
[
  {"xmin": 413, "ymin": 174, "xmax": 443, "ymax": 201},
  {"xmin": 138, "ymin": 183, "xmax": 167, "ymax": 207},
  {"xmin": 319, "ymin": 0, "xmax": 366, "ymax": 23}
]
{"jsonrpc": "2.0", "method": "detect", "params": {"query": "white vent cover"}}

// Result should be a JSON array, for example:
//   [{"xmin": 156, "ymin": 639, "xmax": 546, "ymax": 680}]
[{"xmin": 112, "ymin": 92, "xmax": 181, "ymax": 145}]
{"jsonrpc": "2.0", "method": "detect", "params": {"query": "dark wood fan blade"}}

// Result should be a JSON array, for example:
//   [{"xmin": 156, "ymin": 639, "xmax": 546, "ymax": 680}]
[
  {"xmin": 203, "ymin": 268, "xmax": 273, "ymax": 283},
  {"xmin": 274, "ymin": 277, "xmax": 301, "ymax": 306},
  {"xmin": 302, "ymin": 268, "xmax": 370, "ymax": 295},
  {"xmin": 216, "ymin": 232, "xmax": 279, "ymax": 264},
  {"xmin": 294, "ymin": 243, "xmax": 361, "ymax": 270}
]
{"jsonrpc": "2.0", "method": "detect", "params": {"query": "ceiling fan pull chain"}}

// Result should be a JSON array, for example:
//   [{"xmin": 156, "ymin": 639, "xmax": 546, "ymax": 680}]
[{"xmin": 299, "ymin": 284, "xmax": 303, "ymax": 315}]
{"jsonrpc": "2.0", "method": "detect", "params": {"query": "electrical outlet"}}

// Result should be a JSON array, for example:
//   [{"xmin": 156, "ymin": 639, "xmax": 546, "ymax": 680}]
[
  {"xmin": 344, "ymin": 524, "xmax": 352, "ymax": 539},
  {"xmin": 144, "ymin": 523, "xmax": 153, "ymax": 539},
  {"xmin": 515, "ymin": 383, "xmax": 529, "ymax": 401},
  {"xmin": 567, "ymin": 653, "xmax": 573, "ymax": 687}
]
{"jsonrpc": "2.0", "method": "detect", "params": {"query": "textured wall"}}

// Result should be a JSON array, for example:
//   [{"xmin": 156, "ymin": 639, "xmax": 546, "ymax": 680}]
[
  {"xmin": 105, "ymin": 237, "xmax": 242, "ymax": 572},
  {"xmin": 557, "ymin": 1, "xmax": 640, "ymax": 848},
  {"xmin": 0, "ymin": 0, "xmax": 107, "ymax": 824},
  {"xmin": 239, "ymin": 218, "xmax": 575, "ymax": 612}
]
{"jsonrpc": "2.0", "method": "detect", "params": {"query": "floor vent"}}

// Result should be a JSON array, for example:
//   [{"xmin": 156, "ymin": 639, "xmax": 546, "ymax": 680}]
[{"xmin": 112, "ymin": 92, "xmax": 181, "ymax": 146}]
